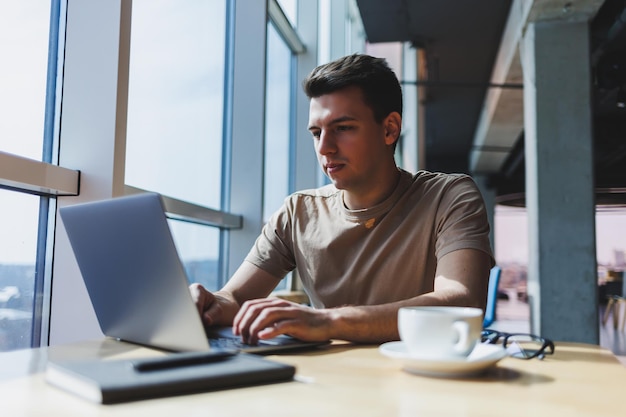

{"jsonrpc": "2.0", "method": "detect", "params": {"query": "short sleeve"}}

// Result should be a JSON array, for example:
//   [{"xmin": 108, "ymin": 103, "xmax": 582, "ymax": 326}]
[
  {"xmin": 244, "ymin": 199, "xmax": 297, "ymax": 279},
  {"xmin": 434, "ymin": 175, "xmax": 494, "ymax": 264}
]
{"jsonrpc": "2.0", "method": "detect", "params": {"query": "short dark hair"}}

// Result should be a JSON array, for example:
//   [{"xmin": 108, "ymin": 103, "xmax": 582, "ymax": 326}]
[{"xmin": 302, "ymin": 54, "xmax": 403, "ymax": 123}]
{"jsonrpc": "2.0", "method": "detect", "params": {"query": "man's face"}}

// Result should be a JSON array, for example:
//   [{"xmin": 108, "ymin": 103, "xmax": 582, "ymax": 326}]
[{"xmin": 307, "ymin": 86, "xmax": 394, "ymax": 195}]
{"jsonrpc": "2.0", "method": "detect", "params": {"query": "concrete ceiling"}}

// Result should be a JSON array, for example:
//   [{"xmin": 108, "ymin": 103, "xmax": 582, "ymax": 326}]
[{"xmin": 356, "ymin": 0, "xmax": 626, "ymax": 205}]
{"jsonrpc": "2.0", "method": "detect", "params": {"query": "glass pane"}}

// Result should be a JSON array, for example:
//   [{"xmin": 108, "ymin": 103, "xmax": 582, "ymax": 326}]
[
  {"xmin": 0, "ymin": 1, "xmax": 51, "ymax": 160},
  {"xmin": 125, "ymin": 0, "xmax": 226, "ymax": 209},
  {"xmin": 0, "ymin": 190, "xmax": 40, "ymax": 352},
  {"xmin": 263, "ymin": 23, "xmax": 292, "ymax": 222},
  {"xmin": 168, "ymin": 219, "xmax": 221, "ymax": 291},
  {"xmin": 264, "ymin": 23, "xmax": 293, "ymax": 292},
  {"xmin": 318, "ymin": 0, "xmax": 330, "ymax": 63}
]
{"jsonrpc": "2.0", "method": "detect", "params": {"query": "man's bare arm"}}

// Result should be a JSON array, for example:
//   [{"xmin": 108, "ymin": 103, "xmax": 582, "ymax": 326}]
[
  {"xmin": 323, "ymin": 248, "xmax": 491, "ymax": 343},
  {"xmin": 189, "ymin": 261, "xmax": 280, "ymax": 327},
  {"xmin": 234, "ymin": 248, "xmax": 492, "ymax": 344}
]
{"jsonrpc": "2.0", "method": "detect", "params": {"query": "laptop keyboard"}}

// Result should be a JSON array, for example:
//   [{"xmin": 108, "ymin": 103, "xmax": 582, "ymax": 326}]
[
  {"xmin": 209, "ymin": 337, "xmax": 249, "ymax": 350},
  {"xmin": 209, "ymin": 336, "xmax": 284, "ymax": 350}
]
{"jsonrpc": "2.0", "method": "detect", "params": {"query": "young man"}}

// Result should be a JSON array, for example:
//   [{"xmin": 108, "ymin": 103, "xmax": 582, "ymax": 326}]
[{"xmin": 190, "ymin": 54, "xmax": 494, "ymax": 345}]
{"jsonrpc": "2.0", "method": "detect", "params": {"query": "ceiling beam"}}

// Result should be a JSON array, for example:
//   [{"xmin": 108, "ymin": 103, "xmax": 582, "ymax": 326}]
[{"xmin": 470, "ymin": 0, "xmax": 604, "ymax": 174}]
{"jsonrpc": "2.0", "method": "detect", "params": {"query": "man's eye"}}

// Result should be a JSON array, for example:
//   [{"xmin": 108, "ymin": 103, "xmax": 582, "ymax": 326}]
[
  {"xmin": 337, "ymin": 125, "xmax": 353, "ymax": 132},
  {"xmin": 310, "ymin": 131, "xmax": 321, "ymax": 139}
]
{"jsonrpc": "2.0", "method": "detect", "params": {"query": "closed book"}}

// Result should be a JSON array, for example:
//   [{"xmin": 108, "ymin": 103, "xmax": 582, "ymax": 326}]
[{"xmin": 45, "ymin": 350, "xmax": 296, "ymax": 404}]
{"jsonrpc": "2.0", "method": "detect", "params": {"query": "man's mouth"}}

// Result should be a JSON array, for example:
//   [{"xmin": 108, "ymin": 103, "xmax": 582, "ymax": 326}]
[{"xmin": 325, "ymin": 163, "xmax": 343, "ymax": 175}]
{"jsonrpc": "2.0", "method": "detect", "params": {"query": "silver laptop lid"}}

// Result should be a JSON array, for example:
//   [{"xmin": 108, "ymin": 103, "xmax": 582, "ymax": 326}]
[{"xmin": 60, "ymin": 193, "xmax": 210, "ymax": 352}]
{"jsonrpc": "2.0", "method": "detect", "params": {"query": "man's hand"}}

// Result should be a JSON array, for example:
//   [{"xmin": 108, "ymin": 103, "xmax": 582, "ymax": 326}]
[
  {"xmin": 189, "ymin": 249, "xmax": 490, "ymax": 344},
  {"xmin": 188, "ymin": 283, "xmax": 240, "ymax": 327},
  {"xmin": 233, "ymin": 298, "xmax": 333, "ymax": 345}
]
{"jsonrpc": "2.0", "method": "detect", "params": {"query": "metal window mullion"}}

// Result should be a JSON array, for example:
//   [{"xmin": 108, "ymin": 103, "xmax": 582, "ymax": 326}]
[
  {"xmin": 33, "ymin": 0, "xmax": 66, "ymax": 349},
  {"xmin": 123, "ymin": 186, "xmax": 242, "ymax": 229},
  {"xmin": 0, "ymin": 151, "xmax": 80, "ymax": 197},
  {"xmin": 268, "ymin": 0, "xmax": 306, "ymax": 54}
]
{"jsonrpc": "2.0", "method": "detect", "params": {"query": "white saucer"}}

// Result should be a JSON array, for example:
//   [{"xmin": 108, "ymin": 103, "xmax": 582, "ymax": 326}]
[{"xmin": 379, "ymin": 342, "xmax": 507, "ymax": 377}]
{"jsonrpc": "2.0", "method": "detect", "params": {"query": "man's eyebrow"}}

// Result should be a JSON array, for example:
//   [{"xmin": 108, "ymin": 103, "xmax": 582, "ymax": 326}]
[{"xmin": 308, "ymin": 116, "xmax": 358, "ymax": 130}]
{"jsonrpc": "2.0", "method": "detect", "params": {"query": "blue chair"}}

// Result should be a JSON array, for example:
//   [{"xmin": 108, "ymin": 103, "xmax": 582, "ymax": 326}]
[{"xmin": 483, "ymin": 266, "xmax": 502, "ymax": 328}]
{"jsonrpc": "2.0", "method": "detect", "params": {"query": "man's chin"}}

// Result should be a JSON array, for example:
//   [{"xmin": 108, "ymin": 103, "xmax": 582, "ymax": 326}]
[
  {"xmin": 325, "ymin": 174, "xmax": 341, "ymax": 188},
  {"xmin": 325, "ymin": 170, "xmax": 352, "ymax": 190},
  {"xmin": 328, "ymin": 177, "xmax": 350, "ymax": 190}
]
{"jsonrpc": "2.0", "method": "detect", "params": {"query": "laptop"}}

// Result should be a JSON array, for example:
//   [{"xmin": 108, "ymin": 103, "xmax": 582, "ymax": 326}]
[{"xmin": 59, "ymin": 193, "xmax": 327, "ymax": 354}]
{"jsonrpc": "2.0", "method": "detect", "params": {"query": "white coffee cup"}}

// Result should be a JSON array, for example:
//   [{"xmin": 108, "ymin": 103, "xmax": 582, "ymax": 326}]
[{"xmin": 398, "ymin": 306, "xmax": 483, "ymax": 360}]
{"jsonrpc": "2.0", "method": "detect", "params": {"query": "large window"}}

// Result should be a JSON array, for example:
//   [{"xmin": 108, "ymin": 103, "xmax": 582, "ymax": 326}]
[
  {"xmin": 0, "ymin": 1, "xmax": 58, "ymax": 352},
  {"xmin": 168, "ymin": 220, "xmax": 221, "ymax": 291},
  {"xmin": 126, "ymin": 0, "xmax": 226, "ymax": 209},
  {"xmin": 1, "ymin": 0, "xmax": 361, "ymax": 350},
  {"xmin": 125, "ymin": 0, "xmax": 227, "ymax": 290},
  {"xmin": 0, "ymin": 2, "xmax": 51, "ymax": 159},
  {"xmin": 263, "ymin": 12, "xmax": 296, "ymax": 293},
  {"xmin": 263, "ymin": 23, "xmax": 292, "ymax": 221},
  {"xmin": 0, "ymin": 191, "xmax": 40, "ymax": 351}
]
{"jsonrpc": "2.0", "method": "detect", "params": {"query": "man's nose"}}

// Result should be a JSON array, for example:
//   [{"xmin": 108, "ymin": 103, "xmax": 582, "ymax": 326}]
[{"xmin": 317, "ymin": 131, "xmax": 336, "ymax": 155}]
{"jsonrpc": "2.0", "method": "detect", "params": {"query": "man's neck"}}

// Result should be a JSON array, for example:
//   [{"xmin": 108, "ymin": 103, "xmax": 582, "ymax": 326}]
[{"xmin": 343, "ymin": 168, "xmax": 401, "ymax": 210}]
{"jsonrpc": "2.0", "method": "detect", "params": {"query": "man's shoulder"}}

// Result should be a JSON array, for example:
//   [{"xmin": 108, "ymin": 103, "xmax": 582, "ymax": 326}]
[
  {"xmin": 277, "ymin": 185, "xmax": 340, "ymax": 218},
  {"xmin": 414, "ymin": 169, "xmax": 470, "ymax": 182},
  {"xmin": 411, "ymin": 170, "xmax": 475, "ymax": 192}
]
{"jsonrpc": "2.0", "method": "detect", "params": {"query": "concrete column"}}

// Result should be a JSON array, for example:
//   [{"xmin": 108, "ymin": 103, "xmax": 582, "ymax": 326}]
[{"xmin": 521, "ymin": 20, "xmax": 598, "ymax": 343}]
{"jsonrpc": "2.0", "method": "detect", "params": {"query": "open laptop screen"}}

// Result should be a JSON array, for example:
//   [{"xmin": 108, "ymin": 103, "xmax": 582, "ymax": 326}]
[{"xmin": 60, "ymin": 193, "xmax": 327, "ymax": 354}]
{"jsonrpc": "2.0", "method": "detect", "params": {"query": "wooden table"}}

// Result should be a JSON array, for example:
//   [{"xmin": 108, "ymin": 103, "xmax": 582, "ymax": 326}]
[{"xmin": 0, "ymin": 338, "xmax": 624, "ymax": 417}]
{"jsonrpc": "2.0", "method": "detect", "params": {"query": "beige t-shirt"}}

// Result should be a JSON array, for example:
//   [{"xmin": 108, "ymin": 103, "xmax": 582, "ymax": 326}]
[{"xmin": 245, "ymin": 169, "xmax": 494, "ymax": 308}]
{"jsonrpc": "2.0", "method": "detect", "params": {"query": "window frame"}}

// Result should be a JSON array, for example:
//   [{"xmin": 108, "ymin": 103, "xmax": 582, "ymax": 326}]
[
  {"xmin": 49, "ymin": 0, "xmax": 243, "ymax": 346},
  {"xmin": 1, "ymin": 0, "xmax": 373, "ymax": 348}
]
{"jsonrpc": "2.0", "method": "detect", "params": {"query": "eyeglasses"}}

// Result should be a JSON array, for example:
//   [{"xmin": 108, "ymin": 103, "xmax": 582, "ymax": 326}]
[{"xmin": 481, "ymin": 329, "xmax": 555, "ymax": 360}]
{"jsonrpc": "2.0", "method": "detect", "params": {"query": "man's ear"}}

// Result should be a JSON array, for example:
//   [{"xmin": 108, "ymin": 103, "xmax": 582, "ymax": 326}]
[{"xmin": 383, "ymin": 112, "xmax": 402, "ymax": 146}]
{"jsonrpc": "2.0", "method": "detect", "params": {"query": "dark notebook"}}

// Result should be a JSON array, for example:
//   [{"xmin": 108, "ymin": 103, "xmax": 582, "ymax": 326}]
[{"xmin": 45, "ymin": 350, "xmax": 296, "ymax": 404}]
